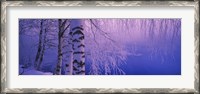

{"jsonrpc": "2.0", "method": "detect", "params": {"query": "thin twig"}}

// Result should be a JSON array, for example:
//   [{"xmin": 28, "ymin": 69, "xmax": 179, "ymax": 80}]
[
  {"xmin": 90, "ymin": 20, "xmax": 99, "ymax": 45},
  {"xmin": 61, "ymin": 24, "xmax": 70, "ymax": 37},
  {"xmin": 89, "ymin": 19, "xmax": 115, "ymax": 42}
]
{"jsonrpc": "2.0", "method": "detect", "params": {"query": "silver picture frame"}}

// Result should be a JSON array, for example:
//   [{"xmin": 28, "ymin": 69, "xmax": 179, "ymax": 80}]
[{"xmin": 1, "ymin": 0, "xmax": 199, "ymax": 93}]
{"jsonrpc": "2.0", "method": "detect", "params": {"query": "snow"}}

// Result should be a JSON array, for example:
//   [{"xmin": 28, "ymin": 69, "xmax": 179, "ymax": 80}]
[
  {"xmin": 23, "ymin": 70, "xmax": 53, "ymax": 75},
  {"xmin": 19, "ymin": 66, "xmax": 53, "ymax": 75}
]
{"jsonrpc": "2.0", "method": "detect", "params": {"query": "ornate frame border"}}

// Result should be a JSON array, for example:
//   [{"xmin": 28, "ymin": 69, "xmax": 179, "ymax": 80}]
[{"xmin": 1, "ymin": 1, "xmax": 199, "ymax": 93}]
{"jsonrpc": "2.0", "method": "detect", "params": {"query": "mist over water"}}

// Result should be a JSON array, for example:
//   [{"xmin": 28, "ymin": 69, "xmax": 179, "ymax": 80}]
[{"xmin": 84, "ymin": 19, "xmax": 181, "ymax": 75}]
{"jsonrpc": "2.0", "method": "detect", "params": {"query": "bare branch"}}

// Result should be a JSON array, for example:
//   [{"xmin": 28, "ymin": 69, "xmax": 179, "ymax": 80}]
[
  {"xmin": 61, "ymin": 19, "xmax": 68, "ymax": 27},
  {"xmin": 90, "ymin": 20, "xmax": 99, "ymax": 45},
  {"xmin": 89, "ymin": 19, "xmax": 115, "ymax": 42},
  {"xmin": 61, "ymin": 24, "xmax": 70, "ymax": 37}
]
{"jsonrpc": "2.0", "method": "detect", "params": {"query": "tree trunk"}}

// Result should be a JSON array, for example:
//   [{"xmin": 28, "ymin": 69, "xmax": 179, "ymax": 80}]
[
  {"xmin": 55, "ymin": 19, "xmax": 63, "ymax": 75},
  {"xmin": 34, "ymin": 19, "xmax": 44, "ymax": 70},
  {"xmin": 64, "ymin": 31, "xmax": 73, "ymax": 75},
  {"xmin": 70, "ymin": 19, "xmax": 85, "ymax": 75},
  {"xmin": 36, "ymin": 28, "xmax": 47, "ymax": 70}
]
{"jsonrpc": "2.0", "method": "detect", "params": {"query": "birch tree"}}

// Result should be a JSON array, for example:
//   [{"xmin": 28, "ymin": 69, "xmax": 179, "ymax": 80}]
[
  {"xmin": 55, "ymin": 19, "xmax": 64, "ymax": 75},
  {"xmin": 70, "ymin": 19, "xmax": 85, "ymax": 75},
  {"xmin": 62, "ymin": 26, "xmax": 73, "ymax": 75},
  {"xmin": 55, "ymin": 19, "xmax": 71, "ymax": 75},
  {"xmin": 34, "ymin": 19, "xmax": 44, "ymax": 70},
  {"xmin": 34, "ymin": 20, "xmax": 54, "ymax": 70}
]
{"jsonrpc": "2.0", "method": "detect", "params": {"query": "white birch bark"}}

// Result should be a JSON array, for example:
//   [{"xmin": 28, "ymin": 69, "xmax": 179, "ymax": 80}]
[
  {"xmin": 70, "ymin": 19, "xmax": 85, "ymax": 75},
  {"xmin": 64, "ymin": 31, "xmax": 73, "ymax": 75},
  {"xmin": 55, "ymin": 19, "xmax": 63, "ymax": 75}
]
